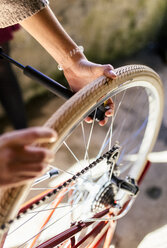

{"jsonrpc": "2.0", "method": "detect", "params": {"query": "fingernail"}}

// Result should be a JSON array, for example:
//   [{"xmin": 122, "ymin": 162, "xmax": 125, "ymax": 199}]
[
  {"xmin": 49, "ymin": 136, "xmax": 57, "ymax": 143},
  {"xmin": 49, "ymin": 130, "xmax": 58, "ymax": 143},
  {"xmin": 106, "ymin": 109, "xmax": 113, "ymax": 116},
  {"xmin": 109, "ymin": 70, "xmax": 117, "ymax": 78}
]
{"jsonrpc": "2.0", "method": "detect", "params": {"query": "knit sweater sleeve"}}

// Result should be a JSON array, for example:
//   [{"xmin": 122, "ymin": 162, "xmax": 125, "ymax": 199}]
[{"xmin": 0, "ymin": 0, "xmax": 49, "ymax": 28}]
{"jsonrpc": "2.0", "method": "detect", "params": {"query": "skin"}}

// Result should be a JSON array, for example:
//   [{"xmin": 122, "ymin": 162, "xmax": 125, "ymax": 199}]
[
  {"xmin": 0, "ymin": 4, "xmax": 116, "ymax": 187},
  {"xmin": 20, "ymin": 5, "xmax": 116, "ymax": 125},
  {"xmin": 0, "ymin": 127, "xmax": 57, "ymax": 187}
]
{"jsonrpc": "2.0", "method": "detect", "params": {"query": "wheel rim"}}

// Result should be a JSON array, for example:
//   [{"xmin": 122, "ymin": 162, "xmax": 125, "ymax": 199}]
[{"xmin": 3, "ymin": 68, "xmax": 163, "ymax": 248}]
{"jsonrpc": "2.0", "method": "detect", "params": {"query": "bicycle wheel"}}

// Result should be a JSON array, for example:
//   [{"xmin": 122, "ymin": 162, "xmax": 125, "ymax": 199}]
[{"xmin": 0, "ymin": 65, "xmax": 164, "ymax": 248}]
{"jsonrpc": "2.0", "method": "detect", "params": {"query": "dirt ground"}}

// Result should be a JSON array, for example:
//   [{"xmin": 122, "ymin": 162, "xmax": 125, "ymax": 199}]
[{"xmin": 1, "ymin": 49, "xmax": 167, "ymax": 248}]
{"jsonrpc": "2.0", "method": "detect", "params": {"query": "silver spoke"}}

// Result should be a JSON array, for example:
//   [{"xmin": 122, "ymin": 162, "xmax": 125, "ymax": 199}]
[
  {"xmin": 84, "ymin": 108, "xmax": 97, "ymax": 160},
  {"xmin": 109, "ymin": 117, "xmax": 113, "ymax": 151},
  {"xmin": 81, "ymin": 121, "xmax": 90, "ymax": 163},
  {"xmin": 97, "ymin": 123, "xmax": 112, "ymax": 158},
  {"xmin": 25, "ymin": 203, "xmax": 79, "ymax": 215},
  {"xmin": 64, "ymin": 141, "xmax": 80, "ymax": 163},
  {"xmin": 98, "ymin": 91, "xmax": 127, "ymax": 156}
]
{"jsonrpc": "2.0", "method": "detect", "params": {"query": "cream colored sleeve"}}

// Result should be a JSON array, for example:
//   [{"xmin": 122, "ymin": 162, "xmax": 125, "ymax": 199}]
[{"xmin": 0, "ymin": 0, "xmax": 49, "ymax": 28}]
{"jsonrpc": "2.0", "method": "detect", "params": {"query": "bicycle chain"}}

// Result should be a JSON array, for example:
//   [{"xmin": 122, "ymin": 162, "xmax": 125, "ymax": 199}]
[{"xmin": 0, "ymin": 146, "xmax": 118, "ymax": 232}]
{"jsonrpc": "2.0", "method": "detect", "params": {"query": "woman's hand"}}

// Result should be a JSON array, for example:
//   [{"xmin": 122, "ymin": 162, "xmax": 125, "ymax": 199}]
[
  {"xmin": 0, "ymin": 127, "xmax": 57, "ymax": 188},
  {"xmin": 85, "ymin": 98, "xmax": 115, "ymax": 126},
  {"xmin": 63, "ymin": 58, "xmax": 117, "ymax": 92},
  {"xmin": 64, "ymin": 58, "xmax": 116, "ymax": 125}
]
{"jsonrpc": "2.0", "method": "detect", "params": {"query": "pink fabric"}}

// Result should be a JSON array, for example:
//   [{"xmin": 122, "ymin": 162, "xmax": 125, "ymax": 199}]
[{"xmin": 0, "ymin": 24, "xmax": 20, "ymax": 44}]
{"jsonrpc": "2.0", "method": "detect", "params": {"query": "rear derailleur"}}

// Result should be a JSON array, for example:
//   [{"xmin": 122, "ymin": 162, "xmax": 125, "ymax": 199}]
[{"xmin": 91, "ymin": 144, "xmax": 139, "ymax": 214}]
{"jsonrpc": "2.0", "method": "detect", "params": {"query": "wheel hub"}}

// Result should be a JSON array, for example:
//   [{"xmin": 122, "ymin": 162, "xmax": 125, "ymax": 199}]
[{"xmin": 91, "ymin": 181, "xmax": 118, "ymax": 212}]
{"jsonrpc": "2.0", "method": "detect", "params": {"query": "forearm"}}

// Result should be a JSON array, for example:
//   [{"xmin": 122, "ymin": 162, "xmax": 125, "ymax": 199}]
[
  {"xmin": 20, "ymin": 4, "xmax": 116, "ymax": 93},
  {"xmin": 20, "ymin": 5, "xmax": 86, "ymax": 70}
]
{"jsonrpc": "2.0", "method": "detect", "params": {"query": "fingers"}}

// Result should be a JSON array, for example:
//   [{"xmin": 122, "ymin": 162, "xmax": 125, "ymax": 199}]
[
  {"xmin": 103, "ymin": 67, "xmax": 117, "ymax": 79},
  {"xmin": 84, "ymin": 61, "xmax": 117, "ymax": 80},
  {"xmin": 0, "ymin": 127, "xmax": 57, "ymax": 147},
  {"xmin": 99, "ymin": 117, "xmax": 108, "ymax": 126},
  {"xmin": 85, "ymin": 98, "xmax": 115, "ymax": 126},
  {"xmin": 99, "ymin": 99, "xmax": 114, "ymax": 126},
  {"xmin": 0, "ymin": 145, "xmax": 54, "ymax": 187},
  {"xmin": 6, "ymin": 145, "xmax": 54, "ymax": 175},
  {"xmin": 104, "ymin": 98, "xmax": 115, "ymax": 117},
  {"xmin": 23, "ymin": 146, "xmax": 54, "ymax": 162},
  {"xmin": 7, "ymin": 146, "xmax": 54, "ymax": 164},
  {"xmin": 0, "ymin": 127, "xmax": 57, "ymax": 187},
  {"xmin": 9, "ymin": 162, "xmax": 47, "ymax": 177},
  {"xmin": 85, "ymin": 117, "xmax": 108, "ymax": 126},
  {"xmin": 101, "ymin": 64, "xmax": 117, "ymax": 79},
  {"xmin": 84, "ymin": 116, "xmax": 93, "ymax": 123},
  {"xmin": 3, "ymin": 175, "xmax": 42, "ymax": 188}
]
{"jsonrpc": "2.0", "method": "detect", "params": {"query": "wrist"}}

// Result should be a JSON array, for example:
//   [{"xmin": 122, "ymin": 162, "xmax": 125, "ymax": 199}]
[{"xmin": 58, "ymin": 46, "xmax": 86, "ymax": 71}]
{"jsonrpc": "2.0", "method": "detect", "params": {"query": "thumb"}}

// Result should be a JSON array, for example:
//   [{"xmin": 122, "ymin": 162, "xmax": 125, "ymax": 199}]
[
  {"xmin": 102, "ymin": 64, "xmax": 117, "ymax": 79},
  {"xmin": 1, "ymin": 127, "xmax": 57, "ymax": 147}
]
